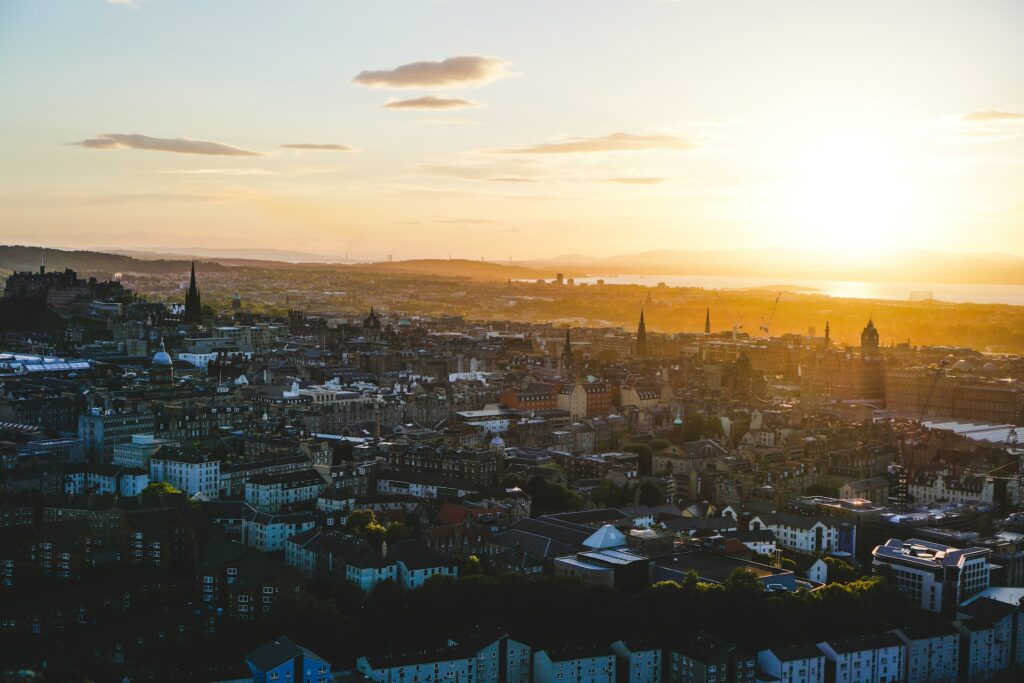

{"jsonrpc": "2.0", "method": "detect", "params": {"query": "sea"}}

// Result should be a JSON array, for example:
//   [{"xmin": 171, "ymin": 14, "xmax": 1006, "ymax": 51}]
[{"xmin": 564, "ymin": 275, "xmax": 1024, "ymax": 306}]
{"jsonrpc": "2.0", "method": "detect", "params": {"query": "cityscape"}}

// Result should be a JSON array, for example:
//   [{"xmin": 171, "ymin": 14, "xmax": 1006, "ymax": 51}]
[{"xmin": 2, "ymin": 1, "xmax": 1024, "ymax": 683}]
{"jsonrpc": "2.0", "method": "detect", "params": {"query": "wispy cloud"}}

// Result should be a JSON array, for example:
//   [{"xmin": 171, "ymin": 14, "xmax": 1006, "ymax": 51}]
[
  {"xmin": 933, "ymin": 108, "xmax": 1024, "ymax": 144},
  {"xmin": 74, "ymin": 133, "xmax": 262, "ymax": 156},
  {"xmin": 279, "ymin": 143, "xmax": 357, "ymax": 151},
  {"xmin": 353, "ymin": 55, "xmax": 511, "ymax": 90},
  {"xmin": 962, "ymin": 108, "xmax": 1024, "ymax": 123},
  {"xmin": 106, "ymin": 0, "xmax": 139, "ymax": 7},
  {"xmin": 608, "ymin": 177, "xmax": 666, "ymax": 184},
  {"xmin": 383, "ymin": 95, "xmax": 482, "ymax": 110},
  {"xmin": 490, "ymin": 132, "xmax": 699, "ymax": 155},
  {"xmin": 422, "ymin": 118, "xmax": 482, "ymax": 126}
]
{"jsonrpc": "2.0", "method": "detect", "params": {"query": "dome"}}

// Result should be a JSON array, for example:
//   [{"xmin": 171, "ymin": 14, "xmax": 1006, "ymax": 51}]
[
  {"xmin": 152, "ymin": 341, "xmax": 173, "ymax": 366},
  {"xmin": 490, "ymin": 435, "xmax": 505, "ymax": 447}
]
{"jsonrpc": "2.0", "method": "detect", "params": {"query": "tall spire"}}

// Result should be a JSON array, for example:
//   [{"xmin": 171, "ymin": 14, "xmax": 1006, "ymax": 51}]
[
  {"xmin": 561, "ymin": 328, "xmax": 575, "ymax": 379},
  {"xmin": 184, "ymin": 259, "xmax": 202, "ymax": 324},
  {"xmin": 704, "ymin": 307, "xmax": 711, "ymax": 335},
  {"xmin": 636, "ymin": 309, "xmax": 647, "ymax": 358},
  {"xmin": 825, "ymin": 320, "xmax": 830, "ymax": 342}
]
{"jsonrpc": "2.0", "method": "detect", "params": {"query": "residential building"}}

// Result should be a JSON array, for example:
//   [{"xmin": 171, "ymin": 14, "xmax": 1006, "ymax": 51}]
[
  {"xmin": 533, "ymin": 644, "xmax": 616, "ymax": 683},
  {"xmin": 815, "ymin": 633, "xmax": 905, "ymax": 683},
  {"xmin": 891, "ymin": 624, "xmax": 959, "ymax": 683},
  {"xmin": 756, "ymin": 645, "xmax": 826, "ymax": 683},
  {"xmin": 245, "ymin": 636, "xmax": 331, "ymax": 683},
  {"xmin": 150, "ymin": 448, "xmax": 221, "ymax": 498},
  {"xmin": 245, "ymin": 469, "xmax": 326, "ymax": 513}
]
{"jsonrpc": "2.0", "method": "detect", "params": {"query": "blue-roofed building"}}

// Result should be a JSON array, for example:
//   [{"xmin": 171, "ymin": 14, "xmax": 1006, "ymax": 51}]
[{"xmin": 245, "ymin": 636, "xmax": 331, "ymax": 683}]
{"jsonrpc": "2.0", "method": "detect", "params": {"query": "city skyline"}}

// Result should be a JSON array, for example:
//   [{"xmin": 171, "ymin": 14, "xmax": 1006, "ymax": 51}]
[{"xmin": 1, "ymin": 0, "xmax": 1023, "ymax": 262}]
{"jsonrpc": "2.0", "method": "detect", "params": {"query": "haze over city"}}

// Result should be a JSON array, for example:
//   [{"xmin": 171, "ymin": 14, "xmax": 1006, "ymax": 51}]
[
  {"xmin": 6, "ymin": 3, "xmax": 1024, "ymax": 683},
  {"xmin": 1, "ymin": 0, "xmax": 1023, "ymax": 263}
]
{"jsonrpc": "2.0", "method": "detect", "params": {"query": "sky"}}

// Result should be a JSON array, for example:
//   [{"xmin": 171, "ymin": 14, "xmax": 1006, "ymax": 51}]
[{"xmin": 1, "ymin": 0, "xmax": 1022, "ymax": 262}]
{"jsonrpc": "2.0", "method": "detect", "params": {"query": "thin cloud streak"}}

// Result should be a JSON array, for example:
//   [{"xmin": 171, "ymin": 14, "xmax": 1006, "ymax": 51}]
[
  {"xmin": 383, "ymin": 96, "xmax": 482, "ymax": 110},
  {"xmin": 490, "ymin": 132, "xmax": 699, "ymax": 155},
  {"xmin": 353, "ymin": 55, "xmax": 511, "ymax": 89},
  {"xmin": 962, "ymin": 108, "xmax": 1024, "ymax": 123},
  {"xmin": 74, "ymin": 133, "xmax": 262, "ymax": 156},
  {"xmin": 279, "ymin": 143, "xmax": 357, "ymax": 151}
]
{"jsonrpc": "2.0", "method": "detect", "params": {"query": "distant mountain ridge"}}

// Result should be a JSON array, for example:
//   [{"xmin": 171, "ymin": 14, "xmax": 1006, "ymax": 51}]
[
  {"xmin": 0, "ymin": 246, "xmax": 557, "ymax": 282},
  {"xmin": 3, "ymin": 245, "xmax": 1023, "ymax": 286},
  {"xmin": 525, "ymin": 248, "xmax": 1024, "ymax": 285}
]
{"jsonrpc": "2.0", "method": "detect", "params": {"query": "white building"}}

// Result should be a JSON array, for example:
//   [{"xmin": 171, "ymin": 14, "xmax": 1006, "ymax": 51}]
[
  {"xmin": 242, "ymin": 511, "xmax": 315, "ymax": 552},
  {"xmin": 533, "ymin": 646, "xmax": 616, "ymax": 683},
  {"xmin": 908, "ymin": 471, "xmax": 996, "ymax": 506},
  {"xmin": 891, "ymin": 624, "xmax": 959, "ymax": 683},
  {"xmin": 749, "ymin": 513, "xmax": 856, "ymax": 556},
  {"xmin": 816, "ymin": 634, "xmax": 905, "ymax": 683},
  {"xmin": 756, "ymin": 645, "xmax": 826, "ymax": 683},
  {"xmin": 610, "ymin": 640, "xmax": 661, "ymax": 683},
  {"xmin": 356, "ymin": 642, "xmax": 486, "ymax": 683},
  {"xmin": 871, "ymin": 538, "xmax": 991, "ymax": 613},
  {"xmin": 150, "ymin": 450, "xmax": 221, "ymax": 498},
  {"xmin": 244, "ymin": 468, "xmax": 326, "ymax": 513},
  {"xmin": 63, "ymin": 464, "xmax": 148, "ymax": 497},
  {"xmin": 506, "ymin": 639, "xmax": 532, "ymax": 683},
  {"xmin": 954, "ymin": 596, "xmax": 1015, "ymax": 683},
  {"xmin": 112, "ymin": 434, "xmax": 177, "ymax": 469}
]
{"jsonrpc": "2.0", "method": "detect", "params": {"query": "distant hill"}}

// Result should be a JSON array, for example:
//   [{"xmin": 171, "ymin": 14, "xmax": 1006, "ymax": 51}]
[
  {"xmin": 348, "ymin": 258, "xmax": 558, "ymax": 281},
  {"xmin": 0, "ymin": 245, "xmax": 213, "ymax": 277},
  {"xmin": 0, "ymin": 246, "xmax": 556, "ymax": 282},
  {"xmin": 527, "ymin": 248, "xmax": 1024, "ymax": 285}
]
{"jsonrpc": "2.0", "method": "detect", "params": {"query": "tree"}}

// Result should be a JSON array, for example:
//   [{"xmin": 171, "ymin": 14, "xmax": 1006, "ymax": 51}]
[
  {"xmin": 525, "ymin": 476, "xmax": 583, "ymax": 516},
  {"xmin": 638, "ymin": 481, "xmax": 664, "ymax": 507},
  {"xmin": 824, "ymin": 556, "xmax": 858, "ymax": 583},
  {"xmin": 723, "ymin": 568, "xmax": 763, "ymax": 594},
  {"xmin": 463, "ymin": 555, "xmax": 482, "ymax": 576},
  {"xmin": 345, "ymin": 509, "xmax": 376, "ymax": 536},
  {"xmin": 142, "ymin": 481, "xmax": 182, "ymax": 496},
  {"xmin": 624, "ymin": 443, "xmax": 653, "ymax": 476}
]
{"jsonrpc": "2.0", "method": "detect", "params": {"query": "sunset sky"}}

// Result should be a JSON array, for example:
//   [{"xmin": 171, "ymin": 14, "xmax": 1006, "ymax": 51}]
[{"xmin": 1, "ymin": 0, "xmax": 1022, "ymax": 262}]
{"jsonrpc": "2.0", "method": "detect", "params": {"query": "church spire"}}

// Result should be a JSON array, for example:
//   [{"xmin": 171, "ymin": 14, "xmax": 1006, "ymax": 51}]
[
  {"xmin": 561, "ymin": 328, "xmax": 575, "ymax": 379},
  {"xmin": 704, "ymin": 307, "xmax": 711, "ymax": 335},
  {"xmin": 184, "ymin": 260, "xmax": 202, "ymax": 324},
  {"xmin": 636, "ymin": 309, "xmax": 647, "ymax": 358}
]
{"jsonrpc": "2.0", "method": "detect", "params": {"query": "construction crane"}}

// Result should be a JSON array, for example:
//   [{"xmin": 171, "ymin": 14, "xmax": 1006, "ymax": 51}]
[
  {"xmin": 759, "ymin": 292, "xmax": 782, "ymax": 336},
  {"xmin": 713, "ymin": 291, "xmax": 744, "ymax": 340}
]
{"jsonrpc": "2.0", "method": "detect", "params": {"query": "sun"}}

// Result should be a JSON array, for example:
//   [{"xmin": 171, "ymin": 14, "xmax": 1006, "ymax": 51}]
[{"xmin": 781, "ymin": 134, "xmax": 917, "ymax": 253}]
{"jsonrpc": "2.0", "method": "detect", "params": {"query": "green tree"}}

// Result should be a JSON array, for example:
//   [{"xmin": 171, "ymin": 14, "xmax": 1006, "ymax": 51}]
[
  {"xmin": 142, "ymin": 481, "xmax": 182, "ymax": 496},
  {"xmin": 638, "ymin": 481, "xmax": 664, "ymax": 507}
]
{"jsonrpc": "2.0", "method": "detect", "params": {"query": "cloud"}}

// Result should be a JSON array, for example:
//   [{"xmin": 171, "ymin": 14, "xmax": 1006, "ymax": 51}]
[
  {"xmin": 609, "ymin": 177, "xmax": 666, "ymax": 184},
  {"xmin": 74, "ymin": 133, "xmax": 262, "ymax": 156},
  {"xmin": 491, "ymin": 132, "xmax": 699, "ymax": 154},
  {"xmin": 418, "ymin": 160, "xmax": 542, "ymax": 183},
  {"xmin": 962, "ymin": 108, "xmax": 1024, "ymax": 123},
  {"xmin": 423, "ymin": 118, "xmax": 482, "ymax": 126},
  {"xmin": 383, "ymin": 95, "xmax": 482, "ymax": 110},
  {"xmin": 106, "ymin": 0, "xmax": 138, "ymax": 7},
  {"xmin": 353, "ymin": 55, "xmax": 511, "ymax": 90},
  {"xmin": 279, "ymin": 143, "xmax": 357, "ymax": 151}
]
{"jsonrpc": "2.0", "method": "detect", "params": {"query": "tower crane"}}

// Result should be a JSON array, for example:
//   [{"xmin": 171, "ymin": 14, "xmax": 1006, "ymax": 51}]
[
  {"xmin": 713, "ymin": 291, "xmax": 744, "ymax": 340},
  {"xmin": 759, "ymin": 292, "xmax": 782, "ymax": 336}
]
